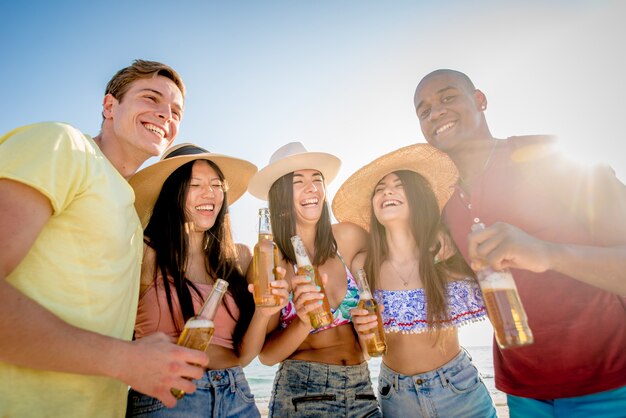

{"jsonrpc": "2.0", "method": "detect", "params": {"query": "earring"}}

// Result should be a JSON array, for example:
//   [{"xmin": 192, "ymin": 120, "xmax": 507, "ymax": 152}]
[{"xmin": 481, "ymin": 104, "xmax": 486, "ymax": 110}]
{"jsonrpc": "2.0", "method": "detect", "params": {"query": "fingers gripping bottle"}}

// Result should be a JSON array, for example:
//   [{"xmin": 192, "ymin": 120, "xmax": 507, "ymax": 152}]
[
  {"xmin": 171, "ymin": 278, "xmax": 229, "ymax": 399},
  {"xmin": 290, "ymin": 235, "xmax": 333, "ymax": 329},
  {"xmin": 471, "ymin": 223, "xmax": 534, "ymax": 349},
  {"xmin": 252, "ymin": 208, "xmax": 280, "ymax": 306},
  {"xmin": 355, "ymin": 269, "xmax": 387, "ymax": 356}
]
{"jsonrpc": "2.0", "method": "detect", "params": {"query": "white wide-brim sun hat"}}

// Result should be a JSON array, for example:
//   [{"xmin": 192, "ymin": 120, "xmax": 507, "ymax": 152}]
[
  {"xmin": 248, "ymin": 141, "xmax": 341, "ymax": 200},
  {"xmin": 130, "ymin": 143, "xmax": 258, "ymax": 228},
  {"xmin": 332, "ymin": 143, "xmax": 458, "ymax": 231}
]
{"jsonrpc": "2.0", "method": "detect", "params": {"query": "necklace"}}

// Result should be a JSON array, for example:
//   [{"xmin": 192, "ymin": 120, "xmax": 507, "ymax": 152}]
[
  {"xmin": 459, "ymin": 139, "xmax": 499, "ymax": 188},
  {"xmin": 387, "ymin": 259, "xmax": 418, "ymax": 287}
]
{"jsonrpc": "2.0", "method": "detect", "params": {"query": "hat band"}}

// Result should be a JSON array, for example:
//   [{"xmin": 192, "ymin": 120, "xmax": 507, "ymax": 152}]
[{"xmin": 165, "ymin": 145, "xmax": 210, "ymax": 159}]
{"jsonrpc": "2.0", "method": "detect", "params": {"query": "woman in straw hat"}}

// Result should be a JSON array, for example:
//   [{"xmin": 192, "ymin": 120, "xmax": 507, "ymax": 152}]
[
  {"xmin": 332, "ymin": 144, "xmax": 496, "ymax": 418},
  {"xmin": 248, "ymin": 142, "xmax": 381, "ymax": 417},
  {"xmin": 126, "ymin": 143, "xmax": 289, "ymax": 417}
]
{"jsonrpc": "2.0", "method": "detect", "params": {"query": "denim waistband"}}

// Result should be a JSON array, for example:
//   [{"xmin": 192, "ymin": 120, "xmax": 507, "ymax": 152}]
[
  {"xmin": 279, "ymin": 360, "xmax": 371, "ymax": 390},
  {"xmin": 195, "ymin": 366, "xmax": 247, "ymax": 390},
  {"xmin": 380, "ymin": 349, "xmax": 473, "ymax": 390}
]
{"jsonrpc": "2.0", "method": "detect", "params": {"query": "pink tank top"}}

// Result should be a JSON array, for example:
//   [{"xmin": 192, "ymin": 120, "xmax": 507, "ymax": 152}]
[{"xmin": 134, "ymin": 276, "xmax": 238, "ymax": 349}]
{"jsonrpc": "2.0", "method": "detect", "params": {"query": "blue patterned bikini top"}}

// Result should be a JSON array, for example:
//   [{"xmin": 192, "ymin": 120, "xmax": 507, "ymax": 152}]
[
  {"xmin": 373, "ymin": 279, "xmax": 486, "ymax": 334},
  {"xmin": 279, "ymin": 253, "xmax": 359, "ymax": 334}
]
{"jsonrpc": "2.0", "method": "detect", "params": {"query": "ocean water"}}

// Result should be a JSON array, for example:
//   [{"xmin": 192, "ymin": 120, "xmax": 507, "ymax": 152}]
[{"xmin": 243, "ymin": 345, "xmax": 506, "ymax": 407}]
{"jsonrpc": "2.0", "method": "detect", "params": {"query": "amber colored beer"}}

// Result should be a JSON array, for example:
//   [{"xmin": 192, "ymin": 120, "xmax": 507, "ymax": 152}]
[
  {"xmin": 482, "ymin": 287, "xmax": 533, "ymax": 349},
  {"xmin": 170, "ymin": 319, "xmax": 215, "ymax": 399},
  {"xmin": 171, "ymin": 279, "xmax": 228, "ymax": 399},
  {"xmin": 176, "ymin": 319, "xmax": 215, "ymax": 351},
  {"xmin": 471, "ymin": 223, "xmax": 533, "ymax": 349},
  {"xmin": 357, "ymin": 298, "xmax": 387, "ymax": 356},
  {"xmin": 297, "ymin": 265, "xmax": 333, "ymax": 329},
  {"xmin": 253, "ymin": 236, "xmax": 281, "ymax": 306}
]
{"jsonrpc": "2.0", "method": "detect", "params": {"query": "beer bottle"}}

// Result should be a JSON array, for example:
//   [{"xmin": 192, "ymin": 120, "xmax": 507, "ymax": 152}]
[
  {"xmin": 252, "ymin": 208, "xmax": 280, "ymax": 307},
  {"xmin": 171, "ymin": 278, "xmax": 229, "ymax": 399},
  {"xmin": 290, "ymin": 235, "xmax": 333, "ymax": 329},
  {"xmin": 471, "ymin": 223, "xmax": 533, "ymax": 349},
  {"xmin": 354, "ymin": 269, "xmax": 387, "ymax": 356}
]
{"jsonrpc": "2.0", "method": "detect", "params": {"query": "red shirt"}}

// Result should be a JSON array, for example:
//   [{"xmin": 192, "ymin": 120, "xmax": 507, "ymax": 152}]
[{"xmin": 444, "ymin": 135, "xmax": 626, "ymax": 399}]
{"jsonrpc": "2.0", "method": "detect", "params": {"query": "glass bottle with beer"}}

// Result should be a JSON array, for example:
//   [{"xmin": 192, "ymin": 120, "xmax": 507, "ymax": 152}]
[
  {"xmin": 354, "ymin": 269, "xmax": 387, "ymax": 356},
  {"xmin": 290, "ymin": 235, "xmax": 333, "ymax": 329},
  {"xmin": 171, "ymin": 278, "xmax": 229, "ymax": 399},
  {"xmin": 471, "ymin": 223, "xmax": 534, "ymax": 349},
  {"xmin": 252, "ymin": 208, "xmax": 280, "ymax": 307}
]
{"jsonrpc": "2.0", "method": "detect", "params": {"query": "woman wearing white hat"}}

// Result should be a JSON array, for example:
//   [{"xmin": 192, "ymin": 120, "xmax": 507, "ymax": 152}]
[
  {"xmin": 332, "ymin": 144, "xmax": 496, "ymax": 418},
  {"xmin": 249, "ymin": 142, "xmax": 381, "ymax": 417},
  {"xmin": 126, "ymin": 143, "xmax": 289, "ymax": 417}
]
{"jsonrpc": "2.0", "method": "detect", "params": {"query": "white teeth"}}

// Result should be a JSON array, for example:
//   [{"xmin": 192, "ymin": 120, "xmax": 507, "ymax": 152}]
[
  {"xmin": 196, "ymin": 204, "xmax": 214, "ymax": 211},
  {"xmin": 435, "ymin": 122, "xmax": 455, "ymax": 135},
  {"xmin": 382, "ymin": 200, "xmax": 401, "ymax": 208},
  {"xmin": 301, "ymin": 198, "xmax": 318, "ymax": 206},
  {"xmin": 144, "ymin": 123, "xmax": 165, "ymax": 138}
]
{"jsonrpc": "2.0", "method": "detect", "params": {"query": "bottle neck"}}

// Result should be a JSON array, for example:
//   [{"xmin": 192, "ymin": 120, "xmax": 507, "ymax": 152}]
[
  {"xmin": 355, "ymin": 269, "xmax": 373, "ymax": 299},
  {"xmin": 197, "ymin": 279, "xmax": 228, "ymax": 320},
  {"xmin": 258, "ymin": 210, "xmax": 272, "ymax": 235},
  {"xmin": 291, "ymin": 235, "xmax": 312, "ymax": 267}
]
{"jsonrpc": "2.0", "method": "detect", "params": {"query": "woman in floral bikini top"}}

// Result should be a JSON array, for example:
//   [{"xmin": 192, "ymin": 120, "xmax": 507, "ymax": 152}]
[
  {"xmin": 333, "ymin": 144, "xmax": 497, "ymax": 418},
  {"xmin": 247, "ymin": 142, "xmax": 382, "ymax": 418},
  {"xmin": 278, "ymin": 255, "xmax": 360, "ymax": 333}
]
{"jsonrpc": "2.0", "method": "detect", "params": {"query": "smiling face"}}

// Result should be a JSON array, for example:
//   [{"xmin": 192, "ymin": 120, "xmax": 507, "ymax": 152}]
[
  {"xmin": 104, "ymin": 75, "xmax": 184, "ymax": 161},
  {"xmin": 184, "ymin": 160, "xmax": 224, "ymax": 232},
  {"xmin": 292, "ymin": 169, "xmax": 326, "ymax": 225},
  {"xmin": 413, "ymin": 70, "xmax": 487, "ymax": 154},
  {"xmin": 371, "ymin": 172, "xmax": 410, "ymax": 227}
]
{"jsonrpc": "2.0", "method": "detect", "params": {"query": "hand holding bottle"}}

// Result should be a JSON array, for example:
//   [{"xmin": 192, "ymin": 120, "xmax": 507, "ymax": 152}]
[
  {"xmin": 468, "ymin": 221, "xmax": 551, "ymax": 273},
  {"xmin": 350, "ymin": 306, "xmax": 382, "ymax": 339},
  {"xmin": 470, "ymin": 223, "xmax": 534, "ymax": 349},
  {"xmin": 290, "ymin": 271, "xmax": 329, "ymax": 328},
  {"xmin": 248, "ymin": 266, "xmax": 290, "ymax": 317}
]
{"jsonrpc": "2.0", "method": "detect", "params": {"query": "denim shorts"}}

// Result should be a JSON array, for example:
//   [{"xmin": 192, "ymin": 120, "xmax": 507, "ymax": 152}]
[
  {"xmin": 268, "ymin": 359, "xmax": 382, "ymax": 418},
  {"xmin": 507, "ymin": 384, "xmax": 626, "ymax": 418},
  {"xmin": 126, "ymin": 366, "xmax": 260, "ymax": 418},
  {"xmin": 378, "ymin": 349, "xmax": 496, "ymax": 418}
]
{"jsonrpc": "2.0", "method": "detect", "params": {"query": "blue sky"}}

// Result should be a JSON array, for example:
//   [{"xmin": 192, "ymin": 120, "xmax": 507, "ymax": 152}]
[{"xmin": 2, "ymin": 0, "xmax": 624, "ymax": 346}]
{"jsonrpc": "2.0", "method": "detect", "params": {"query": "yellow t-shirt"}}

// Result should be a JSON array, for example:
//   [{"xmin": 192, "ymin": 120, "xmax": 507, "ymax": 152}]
[{"xmin": 0, "ymin": 122, "xmax": 142, "ymax": 417}]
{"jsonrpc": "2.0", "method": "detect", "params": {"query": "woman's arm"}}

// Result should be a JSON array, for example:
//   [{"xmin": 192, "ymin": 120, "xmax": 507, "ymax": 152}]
[
  {"xmin": 237, "ymin": 268, "xmax": 289, "ymax": 366},
  {"xmin": 258, "ymin": 274, "xmax": 327, "ymax": 366}
]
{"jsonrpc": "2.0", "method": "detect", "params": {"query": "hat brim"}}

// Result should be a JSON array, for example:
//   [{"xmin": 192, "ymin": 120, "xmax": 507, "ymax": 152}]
[
  {"xmin": 331, "ymin": 144, "xmax": 458, "ymax": 231},
  {"xmin": 248, "ymin": 152, "xmax": 341, "ymax": 200},
  {"xmin": 130, "ymin": 153, "xmax": 258, "ymax": 228}
]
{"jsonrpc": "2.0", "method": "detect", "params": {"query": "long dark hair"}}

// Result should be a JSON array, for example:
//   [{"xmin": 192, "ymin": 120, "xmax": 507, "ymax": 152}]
[
  {"xmin": 144, "ymin": 160, "xmax": 254, "ymax": 355},
  {"xmin": 364, "ymin": 170, "xmax": 474, "ymax": 328},
  {"xmin": 267, "ymin": 171, "xmax": 337, "ymax": 265}
]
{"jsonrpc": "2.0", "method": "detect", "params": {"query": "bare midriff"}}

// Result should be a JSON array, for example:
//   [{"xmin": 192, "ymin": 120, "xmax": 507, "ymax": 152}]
[
  {"xmin": 288, "ymin": 323, "xmax": 364, "ymax": 365},
  {"xmin": 206, "ymin": 344, "xmax": 242, "ymax": 370},
  {"xmin": 382, "ymin": 328, "xmax": 461, "ymax": 375}
]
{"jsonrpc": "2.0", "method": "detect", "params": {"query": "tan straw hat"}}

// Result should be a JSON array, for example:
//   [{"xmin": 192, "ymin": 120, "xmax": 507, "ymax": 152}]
[
  {"xmin": 130, "ymin": 143, "xmax": 258, "ymax": 228},
  {"xmin": 248, "ymin": 141, "xmax": 341, "ymax": 200},
  {"xmin": 332, "ymin": 143, "xmax": 458, "ymax": 231}
]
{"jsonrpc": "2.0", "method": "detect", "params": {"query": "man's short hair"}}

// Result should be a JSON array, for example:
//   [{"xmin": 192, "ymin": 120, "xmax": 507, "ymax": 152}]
[
  {"xmin": 419, "ymin": 69, "xmax": 476, "ymax": 92},
  {"xmin": 105, "ymin": 59, "xmax": 186, "ymax": 102}
]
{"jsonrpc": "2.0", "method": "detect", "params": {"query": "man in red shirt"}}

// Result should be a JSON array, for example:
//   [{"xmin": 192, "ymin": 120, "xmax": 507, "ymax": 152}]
[{"xmin": 413, "ymin": 69, "xmax": 626, "ymax": 417}]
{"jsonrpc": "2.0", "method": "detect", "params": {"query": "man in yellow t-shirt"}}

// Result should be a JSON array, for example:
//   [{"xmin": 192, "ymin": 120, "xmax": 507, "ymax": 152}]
[{"xmin": 0, "ymin": 60, "xmax": 208, "ymax": 417}]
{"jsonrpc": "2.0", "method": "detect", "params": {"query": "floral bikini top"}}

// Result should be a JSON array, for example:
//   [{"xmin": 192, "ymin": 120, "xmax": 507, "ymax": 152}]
[
  {"xmin": 279, "ymin": 254, "xmax": 359, "ymax": 334},
  {"xmin": 373, "ymin": 279, "xmax": 486, "ymax": 334}
]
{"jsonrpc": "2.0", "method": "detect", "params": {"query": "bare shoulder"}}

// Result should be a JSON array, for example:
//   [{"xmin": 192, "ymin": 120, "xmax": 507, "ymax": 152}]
[
  {"xmin": 235, "ymin": 243, "xmax": 253, "ymax": 273},
  {"xmin": 332, "ymin": 222, "xmax": 368, "ymax": 262}
]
